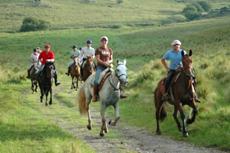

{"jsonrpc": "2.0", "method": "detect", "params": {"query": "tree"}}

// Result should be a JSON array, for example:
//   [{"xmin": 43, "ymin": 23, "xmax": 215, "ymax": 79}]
[
  {"xmin": 197, "ymin": 1, "xmax": 211, "ymax": 12},
  {"xmin": 184, "ymin": 11, "xmax": 202, "ymax": 20},
  {"xmin": 182, "ymin": 5, "xmax": 197, "ymax": 14},
  {"xmin": 117, "ymin": 0, "xmax": 123, "ymax": 4},
  {"xmin": 20, "ymin": 17, "xmax": 50, "ymax": 32}
]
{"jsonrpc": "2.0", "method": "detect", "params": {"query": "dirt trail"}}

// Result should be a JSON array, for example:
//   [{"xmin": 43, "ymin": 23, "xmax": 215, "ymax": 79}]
[{"xmin": 23, "ymin": 86, "xmax": 227, "ymax": 153}]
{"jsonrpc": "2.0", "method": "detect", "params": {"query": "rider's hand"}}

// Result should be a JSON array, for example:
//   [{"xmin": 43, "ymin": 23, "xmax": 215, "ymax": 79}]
[
  {"xmin": 166, "ymin": 68, "xmax": 170, "ymax": 72},
  {"xmin": 104, "ymin": 61, "xmax": 110, "ymax": 67}
]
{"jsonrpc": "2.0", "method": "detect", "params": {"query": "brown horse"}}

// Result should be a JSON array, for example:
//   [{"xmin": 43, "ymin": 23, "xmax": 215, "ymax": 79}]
[
  {"xmin": 70, "ymin": 57, "xmax": 81, "ymax": 90},
  {"xmin": 154, "ymin": 50, "xmax": 198, "ymax": 137},
  {"xmin": 82, "ymin": 55, "xmax": 96, "ymax": 82}
]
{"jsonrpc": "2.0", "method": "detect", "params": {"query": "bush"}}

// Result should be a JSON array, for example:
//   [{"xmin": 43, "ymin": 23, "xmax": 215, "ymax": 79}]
[
  {"xmin": 197, "ymin": 1, "xmax": 211, "ymax": 12},
  {"xmin": 20, "ymin": 17, "xmax": 50, "ymax": 32},
  {"xmin": 192, "ymin": 2, "xmax": 204, "ymax": 12},
  {"xmin": 117, "ymin": 0, "xmax": 123, "ymax": 4},
  {"xmin": 184, "ymin": 11, "xmax": 202, "ymax": 20},
  {"xmin": 182, "ymin": 5, "xmax": 197, "ymax": 14}
]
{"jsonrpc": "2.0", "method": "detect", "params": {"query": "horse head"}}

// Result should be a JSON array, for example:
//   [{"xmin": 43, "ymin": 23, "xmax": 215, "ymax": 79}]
[
  {"xmin": 86, "ymin": 55, "xmax": 95, "ymax": 74},
  {"xmin": 115, "ymin": 59, "xmax": 128, "ymax": 86},
  {"xmin": 182, "ymin": 50, "xmax": 194, "ymax": 89},
  {"xmin": 45, "ymin": 62, "xmax": 55, "ymax": 79},
  {"xmin": 73, "ymin": 57, "xmax": 80, "ymax": 67}
]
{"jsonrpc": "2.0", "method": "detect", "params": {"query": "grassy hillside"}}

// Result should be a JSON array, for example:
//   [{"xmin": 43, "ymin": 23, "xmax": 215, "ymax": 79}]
[
  {"xmin": 1, "ymin": 0, "xmax": 230, "ymax": 152},
  {"xmin": 0, "ymin": 0, "xmax": 229, "ymax": 32}
]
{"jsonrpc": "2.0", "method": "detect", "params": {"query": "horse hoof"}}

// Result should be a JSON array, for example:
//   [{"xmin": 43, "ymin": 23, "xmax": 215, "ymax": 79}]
[
  {"xmin": 178, "ymin": 128, "xmax": 183, "ymax": 132},
  {"xmin": 104, "ymin": 128, "xmax": 108, "ymax": 133},
  {"xmin": 156, "ymin": 131, "xmax": 162, "ymax": 135},
  {"xmin": 186, "ymin": 119, "xmax": 193, "ymax": 124},
  {"xmin": 108, "ymin": 120, "xmax": 111, "ymax": 125},
  {"xmin": 100, "ymin": 133, "xmax": 105, "ymax": 137},
  {"xmin": 87, "ymin": 125, "xmax": 91, "ymax": 130},
  {"xmin": 45, "ymin": 103, "xmax": 48, "ymax": 106},
  {"xmin": 183, "ymin": 132, "xmax": 189, "ymax": 137}
]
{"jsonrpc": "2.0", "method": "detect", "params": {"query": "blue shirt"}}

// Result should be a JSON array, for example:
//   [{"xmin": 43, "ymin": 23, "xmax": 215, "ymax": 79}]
[{"xmin": 163, "ymin": 49, "xmax": 186, "ymax": 70}]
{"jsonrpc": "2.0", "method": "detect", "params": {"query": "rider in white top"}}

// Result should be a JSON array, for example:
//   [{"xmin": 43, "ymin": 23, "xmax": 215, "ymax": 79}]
[
  {"xmin": 80, "ymin": 39, "xmax": 96, "ymax": 79},
  {"xmin": 26, "ymin": 48, "xmax": 40, "ymax": 78},
  {"xmin": 65, "ymin": 45, "xmax": 80, "ymax": 76}
]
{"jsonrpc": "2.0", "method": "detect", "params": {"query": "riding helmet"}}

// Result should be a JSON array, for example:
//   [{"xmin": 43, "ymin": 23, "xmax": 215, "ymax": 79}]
[
  {"xmin": 73, "ymin": 45, "xmax": 77, "ymax": 48},
  {"xmin": 86, "ymin": 39, "xmax": 92, "ymax": 44},
  {"xmin": 33, "ymin": 48, "xmax": 37, "ymax": 52}
]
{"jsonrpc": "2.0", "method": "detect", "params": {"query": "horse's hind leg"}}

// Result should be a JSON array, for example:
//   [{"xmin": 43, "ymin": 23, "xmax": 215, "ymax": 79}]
[
  {"xmin": 108, "ymin": 102, "xmax": 120, "ymax": 126},
  {"xmin": 173, "ymin": 107, "xmax": 182, "ymax": 132},
  {"xmin": 49, "ymin": 88, "xmax": 52, "ymax": 105},
  {"xmin": 177, "ymin": 102, "xmax": 188, "ymax": 137},
  {"xmin": 86, "ymin": 98, "xmax": 92, "ymax": 130}
]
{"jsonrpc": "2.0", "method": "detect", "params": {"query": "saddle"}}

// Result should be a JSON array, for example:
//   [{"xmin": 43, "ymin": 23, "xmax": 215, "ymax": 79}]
[{"xmin": 90, "ymin": 68, "xmax": 114, "ymax": 91}]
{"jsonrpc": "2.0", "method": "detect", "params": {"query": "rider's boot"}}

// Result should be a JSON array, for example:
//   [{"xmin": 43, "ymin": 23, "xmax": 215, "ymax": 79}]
[
  {"xmin": 119, "ymin": 86, "xmax": 127, "ymax": 98},
  {"xmin": 54, "ymin": 74, "xmax": 61, "ymax": 86},
  {"xmin": 162, "ymin": 92, "xmax": 170, "ymax": 102},
  {"xmin": 92, "ymin": 86, "xmax": 98, "ymax": 102},
  {"xmin": 65, "ymin": 67, "xmax": 70, "ymax": 76},
  {"xmin": 26, "ymin": 70, "xmax": 31, "ymax": 78}
]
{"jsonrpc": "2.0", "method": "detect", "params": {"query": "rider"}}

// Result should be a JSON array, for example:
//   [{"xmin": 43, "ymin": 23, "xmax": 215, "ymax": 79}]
[
  {"xmin": 161, "ymin": 40, "xmax": 201, "ymax": 102},
  {"xmin": 35, "ymin": 44, "xmax": 61, "ymax": 86},
  {"xmin": 26, "ymin": 48, "xmax": 40, "ymax": 78},
  {"xmin": 36, "ymin": 47, "xmax": 42, "ymax": 54},
  {"xmin": 65, "ymin": 45, "xmax": 80, "ymax": 76},
  {"xmin": 79, "ymin": 39, "xmax": 95, "ymax": 80},
  {"xmin": 92, "ymin": 36, "xmax": 126, "ymax": 102}
]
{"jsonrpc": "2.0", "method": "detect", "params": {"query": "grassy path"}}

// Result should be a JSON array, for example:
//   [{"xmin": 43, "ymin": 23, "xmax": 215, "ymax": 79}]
[{"xmin": 22, "ymin": 78, "xmax": 227, "ymax": 153}]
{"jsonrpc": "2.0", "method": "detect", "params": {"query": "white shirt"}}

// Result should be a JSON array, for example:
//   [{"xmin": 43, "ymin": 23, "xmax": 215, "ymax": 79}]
[
  {"xmin": 31, "ymin": 53, "xmax": 40, "ymax": 63},
  {"xmin": 80, "ymin": 46, "xmax": 95, "ymax": 59}
]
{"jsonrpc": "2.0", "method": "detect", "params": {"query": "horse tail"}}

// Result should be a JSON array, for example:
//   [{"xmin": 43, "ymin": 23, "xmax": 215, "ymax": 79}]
[
  {"xmin": 154, "ymin": 87, "xmax": 167, "ymax": 122},
  {"xmin": 76, "ymin": 84, "xmax": 87, "ymax": 115}
]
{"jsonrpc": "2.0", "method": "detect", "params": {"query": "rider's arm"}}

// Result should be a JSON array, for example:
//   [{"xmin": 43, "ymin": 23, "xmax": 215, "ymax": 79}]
[
  {"xmin": 109, "ymin": 54, "xmax": 113, "ymax": 64},
  {"xmin": 96, "ymin": 54, "xmax": 110, "ymax": 67},
  {"xmin": 161, "ymin": 58, "xmax": 170, "ymax": 72}
]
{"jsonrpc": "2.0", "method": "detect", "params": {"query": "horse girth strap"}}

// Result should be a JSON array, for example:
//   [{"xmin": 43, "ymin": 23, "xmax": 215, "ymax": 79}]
[{"xmin": 98, "ymin": 73, "xmax": 111, "ymax": 93}]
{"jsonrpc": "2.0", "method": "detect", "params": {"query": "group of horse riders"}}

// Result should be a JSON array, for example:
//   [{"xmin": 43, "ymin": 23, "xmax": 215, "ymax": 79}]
[{"xmin": 26, "ymin": 37, "xmax": 200, "ymax": 103}]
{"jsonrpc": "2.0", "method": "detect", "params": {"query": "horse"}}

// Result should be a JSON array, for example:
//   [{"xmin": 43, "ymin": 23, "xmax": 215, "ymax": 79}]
[
  {"xmin": 82, "ymin": 55, "xmax": 96, "ymax": 82},
  {"xmin": 154, "ymin": 50, "xmax": 198, "ymax": 137},
  {"xmin": 70, "ymin": 57, "xmax": 81, "ymax": 90},
  {"xmin": 76, "ymin": 59, "xmax": 128, "ymax": 137},
  {"xmin": 38, "ymin": 62, "xmax": 55, "ymax": 106},
  {"xmin": 29, "ymin": 63, "xmax": 39, "ymax": 93}
]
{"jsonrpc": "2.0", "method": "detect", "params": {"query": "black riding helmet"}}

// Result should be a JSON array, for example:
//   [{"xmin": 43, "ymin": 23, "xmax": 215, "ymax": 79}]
[
  {"xmin": 73, "ymin": 45, "xmax": 77, "ymax": 48},
  {"xmin": 33, "ymin": 48, "xmax": 37, "ymax": 52}
]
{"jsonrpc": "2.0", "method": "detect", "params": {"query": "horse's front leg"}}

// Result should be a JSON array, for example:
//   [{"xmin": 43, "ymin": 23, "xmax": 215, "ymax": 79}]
[
  {"xmin": 71, "ymin": 77, "xmax": 74, "ymax": 89},
  {"xmin": 177, "ymin": 101, "xmax": 188, "ymax": 137},
  {"xmin": 108, "ymin": 102, "xmax": 120, "ymax": 126},
  {"xmin": 186, "ymin": 100, "xmax": 198, "ymax": 124},
  {"xmin": 31, "ymin": 81, "xmax": 34, "ymax": 94},
  {"xmin": 40, "ymin": 87, "xmax": 44, "ymax": 103},
  {"xmin": 45, "ymin": 90, "xmax": 48, "ymax": 106},
  {"xmin": 49, "ymin": 87, "xmax": 52, "ymax": 105},
  {"xmin": 173, "ymin": 107, "xmax": 182, "ymax": 132},
  {"xmin": 100, "ymin": 104, "xmax": 108, "ymax": 137},
  {"xmin": 86, "ymin": 98, "xmax": 92, "ymax": 130}
]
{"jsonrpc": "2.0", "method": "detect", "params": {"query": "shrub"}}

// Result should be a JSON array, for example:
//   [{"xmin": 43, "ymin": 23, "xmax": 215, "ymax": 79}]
[
  {"xmin": 182, "ymin": 5, "xmax": 197, "ymax": 14},
  {"xmin": 117, "ymin": 0, "xmax": 123, "ymax": 4},
  {"xmin": 20, "ymin": 17, "xmax": 50, "ymax": 32},
  {"xmin": 184, "ymin": 11, "xmax": 202, "ymax": 20},
  {"xmin": 197, "ymin": 1, "xmax": 211, "ymax": 12},
  {"xmin": 192, "ymin": 2, "xmax": 204, "ymax": 12}
]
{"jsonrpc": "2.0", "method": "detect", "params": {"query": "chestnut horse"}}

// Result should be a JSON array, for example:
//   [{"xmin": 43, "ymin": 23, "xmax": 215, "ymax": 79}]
[
  {"xmin": 70, "ymin": 57, "xmax": 81, "ymax": 90},
  {"xmin": 154, "ymin": 50, "xmax": 198, "ymax": 137},
  {"xmin": 82, "ymin": 56, "xmax": 96, "ymax": 81}
]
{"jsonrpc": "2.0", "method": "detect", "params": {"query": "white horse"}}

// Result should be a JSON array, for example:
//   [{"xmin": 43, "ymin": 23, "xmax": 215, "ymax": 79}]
[{"xmin": 76, "ymin": 59, "xmax": 128, "ymax": 136}]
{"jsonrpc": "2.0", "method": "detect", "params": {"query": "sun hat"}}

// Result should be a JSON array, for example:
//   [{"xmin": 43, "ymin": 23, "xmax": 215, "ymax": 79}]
[
  {"xmin": 45, "ymin": 45, "xmax": 50, "ymax": 48},
  {"xmin": 101, "ymin": 36, "xmax": 108, "ymax": 41},
  {"xmin": 171, "ymin": 40, "xmax": 181, "ymax": 46}
]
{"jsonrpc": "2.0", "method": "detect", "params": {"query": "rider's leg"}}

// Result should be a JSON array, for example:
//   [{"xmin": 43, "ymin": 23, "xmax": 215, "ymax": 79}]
[
  {"xmin": 66, "ymin": 61, "xmax": 72, "ymax": 76},
  {"xmin": 162, "ymin": 70, "xmax": 175, "ymax": 101},
  {"xmin": 92, "ymin": 66, "xmax": 105, "ymax": 102},
  {"xmin": 34, "ymin": 64, "xmax": 44, "ymax": 82},
  {"xmin": 53, "ymin": 65, "xmax": 61, "ymax": 86},
  {"xmin": 26, "ymin": 69, "xmax": 31, "ymax": 78},
  {"xmin": 119, "ymin": 85, "xmax": 127, "ymax": 99}
]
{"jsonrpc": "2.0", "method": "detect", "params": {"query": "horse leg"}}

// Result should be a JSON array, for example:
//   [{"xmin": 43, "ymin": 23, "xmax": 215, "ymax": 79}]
[
  {"xmin": 35, "ymin": 83, "xmax": 38, "ymax": 92},
  {"xmin": 100, "ymin": 105, "xmax": 107, "ymax": 137},
  {"xmin": 40, "ymin": 88, "xmax": 43, "ymax": 103},
  {"xmin": 31, "ymin": 82, "xmax": 34, "ymax": 94},
  {"xmin": 71, "ymin": 77, "xmax": 74, "ymax": 89},
  {"xmin": 177, "ymin": 102, "xmax": 188, "ymax": 137},
  {"xmin": 186, "ymin": 100, "xmax": 198, "ymax": 124},
  {"xmin": 45, "ymin": 90, "xmax": 48, "ymax": 106},
  {"xmin": 173, "ymin": 107, "xmax": 182, "ymax": 132},
  {"xmin": 86, "ymin": 98, "xmax": 92, "ymax": 130},
  {"xmin": 108, "ymin": 102, "xmax": 120, "ymax": 126},
  {"xmin": 49, "ymin": 88, "xmax": 52, "ymax": 105}
]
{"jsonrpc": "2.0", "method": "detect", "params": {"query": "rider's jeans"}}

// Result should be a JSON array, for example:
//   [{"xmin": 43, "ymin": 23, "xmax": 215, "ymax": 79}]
[
  {"xmin": 94, "ymin": 66, "xmax": 106, "ymax": 86},
  {"xmin": 38, "ymin": 64, "xmax": 57, "ymax": 75}
]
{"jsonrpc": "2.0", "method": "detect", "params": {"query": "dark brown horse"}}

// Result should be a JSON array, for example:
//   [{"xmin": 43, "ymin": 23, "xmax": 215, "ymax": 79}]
[
  {"xmin": 154, "ymin": 50, "xmax": 198, "ymax": 137},
  {"xmin": 29, "ymin": 64, "xmax": 38, "ymax": 93},
  {"xmin": 38, "ymin": 62, "xmax": 55, "ymax": 106},
  {"xmin": 82, "ymin": 55, "xmax": 96, "ymax": 82},
  {"xmin": 70, "ymin": 57, "xmax": 81, "ymax": 90}
]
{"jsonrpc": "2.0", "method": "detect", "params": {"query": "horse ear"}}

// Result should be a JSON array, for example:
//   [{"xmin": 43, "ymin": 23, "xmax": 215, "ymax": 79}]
[
  {"xmin": 189, "ymin": 50, "xmax": 192, "ymax": 56},
  {"xmin": 117, "ymin": 59, "xmax": 120, "ymax": 64},
  {"xmin": 181, "ymin": 50, "xmax": 185, "ymax": 57},
  {"xmin": 123, "ymin": 59, "xmax": 126, "ymax": 66}
]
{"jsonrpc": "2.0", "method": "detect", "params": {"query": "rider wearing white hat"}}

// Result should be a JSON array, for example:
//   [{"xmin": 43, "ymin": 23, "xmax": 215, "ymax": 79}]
[{"xmin": 161, "ymin": 40, "xmax": 201, "ymax": 103}]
